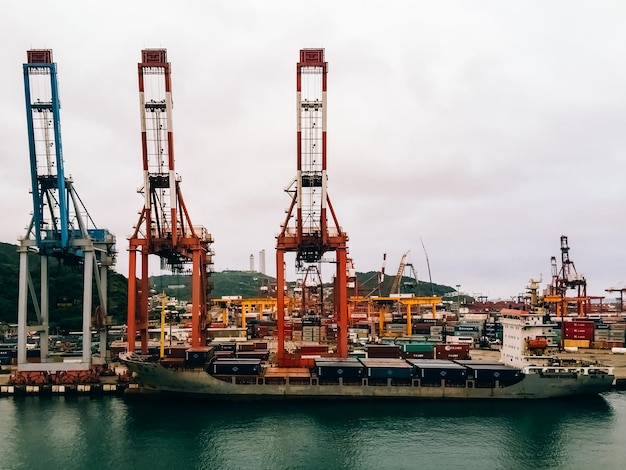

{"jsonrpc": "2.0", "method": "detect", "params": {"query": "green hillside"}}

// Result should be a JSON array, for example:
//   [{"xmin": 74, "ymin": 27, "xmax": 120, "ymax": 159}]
[
  {"xmin": 355, "ymin": 271, "xmax": 455, "ymax": 298},
  {"xmin": 151, "ymin": 271, "xmax": 277, "ymax": 299},
  {"xmin": 0, "ymin": 242, "xmax": 127, "ymax": 332}
]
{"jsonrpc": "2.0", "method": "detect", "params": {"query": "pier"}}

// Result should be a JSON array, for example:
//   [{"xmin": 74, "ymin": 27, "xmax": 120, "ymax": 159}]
[{"xmin": 0, "ymin": 373, "xmax": 134, "ymax": 397}]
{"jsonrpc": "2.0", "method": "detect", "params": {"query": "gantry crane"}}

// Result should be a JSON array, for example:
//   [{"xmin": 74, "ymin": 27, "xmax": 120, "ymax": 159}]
[
  {"xmin": 558, "ymin": 235, "xmax": 588, "ymax": 316},
  {"xmin": 17, "ymin": 49, "xmax": 116, "ymax": 372},
  {"xmin": 549, "ymin": 256, "xmax": 560, "ymax": 295},
  {"xmin": 127, "ymin": 49, "xmax": 213, "ymax": 354},
  {"xmin": 276, "ymin": 49, "xmax": 349, "ymax": 363},
  {"xmin": 605, "ymin": 285, "xmax": 626, "ymax": 312},
  {"xmin": 544, "ymin": 235, "xmax": 589, "ymax": 317}
]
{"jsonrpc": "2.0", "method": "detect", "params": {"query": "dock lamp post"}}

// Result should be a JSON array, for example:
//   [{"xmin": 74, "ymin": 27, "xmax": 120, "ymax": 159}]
[{"xmin": 456, "ymin": 284, "xmax": 461, "ymax": 313}]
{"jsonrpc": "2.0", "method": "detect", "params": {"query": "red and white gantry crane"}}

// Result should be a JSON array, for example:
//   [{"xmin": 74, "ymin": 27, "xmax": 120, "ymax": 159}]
[
  {"xmin": 276, "ymin": 49, "xmax": 349, "ymax": 364},
  {"xmin": 127, "ymin": 49, "xmax": 213, "ymax": 354}
]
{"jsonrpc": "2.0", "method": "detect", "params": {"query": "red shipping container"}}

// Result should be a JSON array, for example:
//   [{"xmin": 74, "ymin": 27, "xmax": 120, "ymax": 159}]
[
  {"xmin": 435, "ymin": 344, "xmax": 470, "ymax": 360},
  {"xmin": 564, "ymin": 331, "xmax": 594, "ymax": 341},
  {"xmin": 412, "ymin": 324, "xmax": 431, "ymax": 333},
  {"xmin": 299, "ymin": 345, "xmax": 329, "ymax": 354},
  {"xmin": 366, "ymin": 345, "xmax": 401, "ymax": 358},
  {"xmin": 564, "ymin": 322, "xmax": 594, "ymax": 330}
]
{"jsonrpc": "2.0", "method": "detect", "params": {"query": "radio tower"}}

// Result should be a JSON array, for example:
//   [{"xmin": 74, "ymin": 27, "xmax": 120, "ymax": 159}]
[
  {"xmin": 18, "ymin": 50, "xmax": 116, "ymax": 372},
  {"xmin": 276, "ymin": 49, "xmax": 349, "ymax": 363},
  {"xmin": 127, "ymin": 49, "xmax": 213, "ymax": 354}
]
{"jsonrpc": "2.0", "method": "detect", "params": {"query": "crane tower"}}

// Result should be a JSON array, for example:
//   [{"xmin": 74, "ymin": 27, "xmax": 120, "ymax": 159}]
[
  {"xmin": 127, "ymin": 49, "xmax": 213, "ymax": 354},
  {"xmin": 557, "ymin": 235, "xmax": 588, "ymax": 316},
  {"xmin": 276, "ymin": 49, "xmax": 349, "ymax": 362},
  {"xmin": 18, "ymin": 49, "xmax": 116, "ymax": 372}
]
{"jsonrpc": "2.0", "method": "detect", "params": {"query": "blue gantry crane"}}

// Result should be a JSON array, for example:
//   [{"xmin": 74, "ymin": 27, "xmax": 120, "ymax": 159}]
[{"xmin": 17, "ymin": 49, "xmax": 116, "ymax": 373}]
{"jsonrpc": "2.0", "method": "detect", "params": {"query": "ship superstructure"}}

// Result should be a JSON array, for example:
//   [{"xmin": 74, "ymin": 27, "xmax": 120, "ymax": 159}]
[{"xmin": 500, "ymin": 312, "xmax": 561, "ymax": 368}]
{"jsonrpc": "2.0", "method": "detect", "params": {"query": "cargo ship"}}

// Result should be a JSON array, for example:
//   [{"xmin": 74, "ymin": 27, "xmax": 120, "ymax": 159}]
[{"xmin": 119, "ymin": 310, "xmax": 615, "ymax": 400}]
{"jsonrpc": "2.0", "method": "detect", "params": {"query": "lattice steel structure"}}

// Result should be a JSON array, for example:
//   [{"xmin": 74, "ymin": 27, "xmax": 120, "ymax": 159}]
[
  {"xmin": 127, "ymin": 49, "xmax": 213, "ymax": 353},
  {"xmin": 18, "ymin": 49, "xmax": 116, "ymax": 372},
  {"xmin": 276, "ymin": 49, "xmax": 349, "ymax": 363}
]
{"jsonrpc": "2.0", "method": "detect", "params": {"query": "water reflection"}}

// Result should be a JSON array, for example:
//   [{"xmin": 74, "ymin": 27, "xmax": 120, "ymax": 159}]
[{"xmin": 0, "ymin": 392, "xmax": 621, "ymax": 470}]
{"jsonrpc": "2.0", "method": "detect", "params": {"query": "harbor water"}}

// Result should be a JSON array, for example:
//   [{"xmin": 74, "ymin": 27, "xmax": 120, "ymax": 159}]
[{"xmin": 1, "ymin": 391, "xmax": 625, "ymax": 470}]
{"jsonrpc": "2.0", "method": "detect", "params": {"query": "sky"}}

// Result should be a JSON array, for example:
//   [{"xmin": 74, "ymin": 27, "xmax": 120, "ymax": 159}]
[{"xmin": 2, "ymin": 1, "xmax": 626, "ymax": 301}]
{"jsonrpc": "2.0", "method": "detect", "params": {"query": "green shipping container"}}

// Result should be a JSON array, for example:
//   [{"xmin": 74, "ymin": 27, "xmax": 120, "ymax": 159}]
[{"xmin": 403, "ymin": 343, "xmax": 435, "ymax": 353}]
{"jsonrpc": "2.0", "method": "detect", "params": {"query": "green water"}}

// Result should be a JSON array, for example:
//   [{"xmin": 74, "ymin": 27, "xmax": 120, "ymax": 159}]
[{"xmin": 1, "ymin": 392, "xmax": 625, "ymax": 470}]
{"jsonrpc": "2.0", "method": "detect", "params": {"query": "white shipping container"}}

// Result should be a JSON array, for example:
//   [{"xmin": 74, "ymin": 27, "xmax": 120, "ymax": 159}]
[{"xmin": 461, "ymin": 313, "xmax": 488, "ymax": 321}]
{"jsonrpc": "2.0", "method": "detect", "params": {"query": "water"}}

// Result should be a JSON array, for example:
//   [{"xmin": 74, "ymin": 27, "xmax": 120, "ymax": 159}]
[{"xmin": 1, "ymin": 391, "xmax": 625, "ymax": 470}]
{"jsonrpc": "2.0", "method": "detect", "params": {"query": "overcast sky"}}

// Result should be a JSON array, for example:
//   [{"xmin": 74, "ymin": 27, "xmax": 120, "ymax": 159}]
[{"xmin": 2, "ymin": 1, "xmax": 626, "ymax": 300}]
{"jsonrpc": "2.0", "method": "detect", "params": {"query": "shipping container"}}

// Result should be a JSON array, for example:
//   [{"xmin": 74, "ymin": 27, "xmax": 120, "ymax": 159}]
[
  {"xmin": 563, "ymin": 339, "xmax": 590, "ymax": 348},
  {"xmin": 315, "ymin": 358, "xmax": 364, "ymax": 379},
  {"xmin": 359, "ymin": 358, "xmax": 413, "ymax": 379},
  {"xmin": 164, "ymin": 346, "xmax": 188, "ymax": 358},
  {"xmin": 454, "ymin": 360, "xmax": 523, "ymax": 386},
  {"xmin": 411, "ymin": 323, "xmax": 432, "ymax": 334},
  {"xmin": 236, "ymin": 350, "xmax": 270, "ymax": 360},
  {"xmin": 366, "ymin": 344, "xmax": 401, "ymax": 358},
  {"xmin": 185, "ymin": 346, "xmax": 215, "ymax": 365},
  {"xmin": 401, "ymin": 350, "xmax": 435, "ymax": 359},
  {"xmin": 218, "ymin": 342, "xmax": 237, "ymax": 352},
  {"xmin": 213, "ymin": 350, "xmax": 234, "ymax": 359},
  {"xmin": 406, "ymin": 359, "xmax": 467, "ymax": 385},
  {"xmin": 299, "ymin": 344, "xmax": 329, "ymax": 355},
  {"xmin": 435, "ymin": 343, "xmax": 470, "ymax": 360},
  {"xmin": 454, "ymin": 325, "xmax": 479, "ymax": 332},
  {"xmin": 403, "ymin": 343, "xmax": 435, "ymax": 353},
  {"xmin": 212, "ymin": 358, "xmax": 261, "ymax": 375}
]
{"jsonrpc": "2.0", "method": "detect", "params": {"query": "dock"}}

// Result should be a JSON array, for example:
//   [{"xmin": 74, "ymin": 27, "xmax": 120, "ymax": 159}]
[{"xmin": 0, "ymin": 373, "xmax": 134, "ymax": 397}]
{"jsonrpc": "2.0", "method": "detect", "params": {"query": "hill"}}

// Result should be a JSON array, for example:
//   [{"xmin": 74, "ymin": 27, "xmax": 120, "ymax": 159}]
[{"xmin": 0, "ymin": 242, "xmax": 127, "ymax": 332}]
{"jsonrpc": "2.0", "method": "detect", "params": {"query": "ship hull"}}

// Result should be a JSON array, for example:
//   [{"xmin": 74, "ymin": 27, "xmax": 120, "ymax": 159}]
[{"xmin": 120, "ymin": 355, "xmax": 615, "ymax": 400}]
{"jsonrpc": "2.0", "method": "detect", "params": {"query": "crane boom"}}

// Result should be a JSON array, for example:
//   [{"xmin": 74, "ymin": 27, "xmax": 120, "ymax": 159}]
[{"xmin": 390, "ymin": 251, "xmax": 409, "ymax": 296}]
